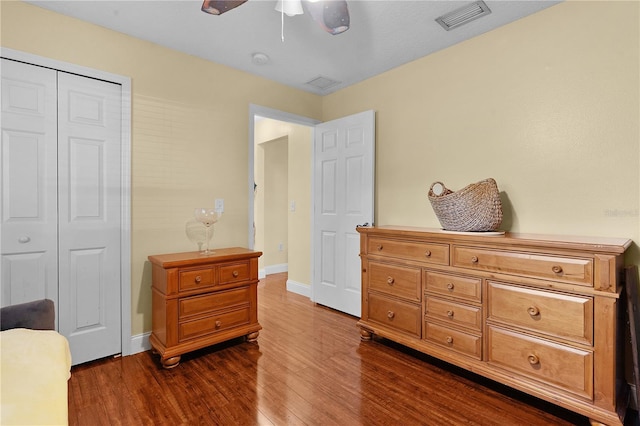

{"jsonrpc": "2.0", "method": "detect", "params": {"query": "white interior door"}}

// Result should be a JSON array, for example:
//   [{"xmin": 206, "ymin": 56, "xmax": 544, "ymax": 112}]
[
  {"xmin": 57, "ymin": 72, "xmax": 122, "ymax": 365},
  {"xmin": 1, "ymin": 59, "xmax": 58, "ymax": 309},
  {"xmin": 313, "ymin": 110, "xmax": 375, "ymax": 317},
  {"xmin": 1, "ymin": 59, "xmax": 122, "ymax": 365}
]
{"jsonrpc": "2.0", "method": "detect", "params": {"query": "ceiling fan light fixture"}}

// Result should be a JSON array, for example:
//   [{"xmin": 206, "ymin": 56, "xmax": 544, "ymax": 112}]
[
  {"xmin": 306, "ymin": 0, "xmax": 350, "ymax": 35},
  {"xmin": 275, "ymin": 0, "xmax": 304, "ymax": 17}
]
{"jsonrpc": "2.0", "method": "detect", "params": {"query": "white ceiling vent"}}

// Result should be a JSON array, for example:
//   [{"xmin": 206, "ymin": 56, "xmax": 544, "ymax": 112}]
[
  {"xmin": 305, "ymin": 76, "xmax": 341, "ymax": 91},
  {"xmin": 436, "ymin": 1, "xmax": 492, "ymax": 31}
]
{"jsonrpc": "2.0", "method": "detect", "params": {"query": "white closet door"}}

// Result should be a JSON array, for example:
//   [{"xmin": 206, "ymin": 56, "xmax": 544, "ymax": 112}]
[
  {"xmin": 1, "ymin": 59, "xmax": 58, "ymax": 309},
  {"xmin": 57, "ymin": 72, "xmax": 122, "ymax": 365}
]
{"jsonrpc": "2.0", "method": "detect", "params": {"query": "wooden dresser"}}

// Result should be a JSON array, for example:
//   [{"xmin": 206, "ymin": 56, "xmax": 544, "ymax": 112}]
[
  {"xmin": 356, "ymin": 226, "xmax": 632, "ymax": 425},
  {"xmin": 148, "ymin": 248, "xmax": 262, "ymax": 368}
]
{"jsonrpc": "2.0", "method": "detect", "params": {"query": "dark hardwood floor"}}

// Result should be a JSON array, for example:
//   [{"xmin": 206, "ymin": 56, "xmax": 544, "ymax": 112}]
[{"xmin": 68, "ymin": 273, "xmax": 628, "ymax": 425}]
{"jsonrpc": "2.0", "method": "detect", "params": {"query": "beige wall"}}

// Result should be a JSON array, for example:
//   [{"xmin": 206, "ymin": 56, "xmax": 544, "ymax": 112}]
[
  {"xmin": 287, "ymin": 124, "xmax": 312, "ymax": 287},
  {"xmin": 2, "ymin": 0, "xmax": 639, "ymax": 340},
  {"xmin": 324, "ymin": 1, "xmax": 639, "ymax": 266},
  {"xmin": 263, "ymin": 138, "xmax": 289, "ymax": 267},
  {"xmin": 1, "ymin": 1, "xmax": 322, "ymax": 336}
]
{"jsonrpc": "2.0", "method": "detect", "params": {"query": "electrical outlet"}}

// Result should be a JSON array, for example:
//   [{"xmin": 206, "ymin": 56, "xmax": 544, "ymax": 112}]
[
  {"xmin": 290, "ymin": 200, "xmax": 296, "ymax": 212},
  {"xmin": 215, "ymin": 198, "xmax": 224, "ymax": 213},
  {"xmin": 278, "ymin": 243, "xmax": 284, "ymax": 251}
]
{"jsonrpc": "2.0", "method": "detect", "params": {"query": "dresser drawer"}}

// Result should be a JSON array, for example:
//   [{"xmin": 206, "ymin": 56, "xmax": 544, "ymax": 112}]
[
  {"xmin": 220, "ymin": 261, "xmax": 251, "ymax": 285},
  {"xmin": 487, "ymin": 326, "xmax": 593, "ymax": 400},
  {"xmin": 487, "ymin": 282, "xmax": 593, "ymax": 345},
  {"xmin": 368, "ymin": 237, "xmax": 449, "ymax": 265},
  {"xmin": 424, "ymin": 322, "xmax": 482, "ymax": 359},
  {"xmin": 453, "ymin": 246, "xmax": 593, "ymax": 286},
  {"xmin": 179, "ymin": 287, "xmax": 250, "ymax": 320},
  {"xmin": 425, "ymin": 271, "xmax": 482, "ymax": 303},
  {"xmin": 425, "ymin": 297, "xmax": 482, "ymax": 332},
  {"xmin": 367, "ymin": 293, "xmax": 421, "ymax": 337},
  {"xmin": 179, "ymin": 307, "xmax": 251, "ymax": 342},
  {"xmin": 179, "ymin": 267, "xmax": 215, "ymax": 292},
  {"xmin": 369, "ymin": 262, "xmax": 421, "ymax": 302}
]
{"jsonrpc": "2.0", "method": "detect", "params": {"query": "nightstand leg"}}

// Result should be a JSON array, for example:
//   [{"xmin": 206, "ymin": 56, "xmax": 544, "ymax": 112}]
[{"xmin": 246, "ymin": 331, "xmax": 260, "ymax": 342}]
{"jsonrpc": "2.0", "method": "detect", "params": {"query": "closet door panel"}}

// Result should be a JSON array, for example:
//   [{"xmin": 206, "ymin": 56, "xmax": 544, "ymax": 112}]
[
  {"xmin": 57, "ymin": 72, "xmax": 122, "ymax": 364},
  {"xmin": 0, "ymin": 59, "xmax": 58, "ymax": 307}
]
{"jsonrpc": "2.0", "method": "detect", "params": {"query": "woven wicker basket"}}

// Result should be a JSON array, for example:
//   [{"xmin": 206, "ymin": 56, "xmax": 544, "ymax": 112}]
[{"xmin": 428, "ymin": 178, "xmax": 503, "ymax": 232}]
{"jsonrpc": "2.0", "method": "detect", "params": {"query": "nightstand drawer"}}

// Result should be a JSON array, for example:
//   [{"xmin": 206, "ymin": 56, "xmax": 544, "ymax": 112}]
[
  {"xmin": 487, "ymin": 282, "xmax": 593, "ymax": 345},
  {"xmin": 179, "ymin": 307, "xmax": 250, "ymax": 342},
  {"xmin": 220, "ymin": 261, "xmax": 251, "ymax": 285},
  {"xmin": 179, "ymin": 267, "xmax": 215, "ymax": 292},
  {"xmin": 367, "ymin": 293, "xmax": 421, "ymax": 337},
  {"xmin": 453, "ymin": 246, "xmax": 593, "ymax": 286},
  {"xmin": 425, "ymin": 271, "xmax": 482, "ymax": 303},
  {"xmin": 369, "ymin": 262, "xmax": 421, "ymax": 302},
  {"xmin": 487, "ymin": 326, "xmax": 593, "ymax": 400},
  {"xmin": 179, "ymin": 287, "xmax": 250, "ymax": 320},
  {"xmin": 424, "ymin": 322, "xmax": 482, "ymax": 359},
  {"xmin": 368, "ymin": 237, "xmax": 449, "ymax": 265},
  {"xmin": 425, "ymin": 297, "xmax": 482, "ymax": 332}
]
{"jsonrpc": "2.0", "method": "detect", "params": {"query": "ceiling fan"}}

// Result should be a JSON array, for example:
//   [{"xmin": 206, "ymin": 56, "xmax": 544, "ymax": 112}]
[{"xmin": 201, "ymin": 0, "xmax": 350, "ymax": 35}]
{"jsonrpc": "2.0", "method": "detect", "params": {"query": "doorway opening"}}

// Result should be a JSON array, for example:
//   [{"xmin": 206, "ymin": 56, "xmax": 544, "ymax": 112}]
[{"xmin": 248, "ymin": 105, "xmax": 319, "ymax": 298}]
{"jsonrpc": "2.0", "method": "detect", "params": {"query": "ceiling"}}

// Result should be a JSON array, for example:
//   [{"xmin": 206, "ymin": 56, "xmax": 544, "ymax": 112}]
[{"xmin": 25, "ymin": 0, "xmax": 562, "ymax": 95}]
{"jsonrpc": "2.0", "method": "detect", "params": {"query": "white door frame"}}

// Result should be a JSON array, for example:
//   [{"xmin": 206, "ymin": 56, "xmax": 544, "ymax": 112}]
[{"xmin": 1, "ymin": 47, "xmax": 133, "ymax": 357}]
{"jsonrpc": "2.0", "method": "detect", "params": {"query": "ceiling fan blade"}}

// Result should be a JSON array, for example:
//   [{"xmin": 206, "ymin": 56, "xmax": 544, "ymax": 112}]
[
  {"xmin": 305, "ymin": 0, "xmax": 350, "ymax": 35},
  {"xmin": 201, "ymin": 0, "xmax": 248, "ymax": 15}
]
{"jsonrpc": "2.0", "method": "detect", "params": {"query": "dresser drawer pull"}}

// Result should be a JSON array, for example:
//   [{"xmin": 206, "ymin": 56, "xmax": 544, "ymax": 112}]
[
  {"xmin": 195, "ymin": 275, "xmax": 202, "ymax": 284},
  {"xmin": 447, "ymin": 310, "xmax": 454, "ymax": 319},
  {"xmin": 387, "ymin": 276, "xmax": 395, "ymax": 285},
  {"xmin": 387, "ymin": 311, "xmax": 395, "ymax": 320},
  {"xmin": 551, "ymin": 265, "xmax": 563, "ymax": 274},
  {"xmin": 528, "ymin": 354, "xmax": 540, "ymax": 366},
  {"xmin": 425, "ymin": 250, "xmax": 432, "ymax": 257},
  {"xmin": 215, "ymin": 320, "xmax": 222, "ymax": 329},
  {"xmin": 377, "ymin": 244, "xmax": 383, "ymax": 251},
  {"xmin": 471, "ymin": 256, "xmax": 479, "ymax": 264},
  {"xmin": 527, "ymin": 306, "xmax": 540, "ymax": 317},
  {"xmin": 232, "ymin": 270, "xmax": 239, "ymax": 278},
  {"xmin": 447, "ymin": 283, "xmax": 455, "ymax": 291},
  {"xmin": 446, "ymin": 336, "xmax": 453, "ymax": 344}
]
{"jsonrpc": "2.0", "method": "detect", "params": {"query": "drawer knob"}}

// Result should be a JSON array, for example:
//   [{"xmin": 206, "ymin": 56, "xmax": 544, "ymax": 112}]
[
  {"xmin": 446, "ymin": 336, "xmax": 453, "ymax": 344},
  {"xmin": 528, "ymin": 354, "xmax": 540, "ymax": 366},
  {"xmin": 447, "ymin": 310, "xmax": 454, "ymax": 319},
  {"xmin": 377, "ymin": 244, "xmax": 383, "ymax": 251},
  {"xmin": 195, "ymin": 275, "xmax": 202, "ymax": 284},
  {"xmin": 387, "ymin": 276, "xmax": 395, "ymax": 285},
  {"xmin": 527, "ymin": 306, "xmax": 540, "ymax": 317},
  {"xmin": 446, "ymin": 283, "xmax": 455, "ymax": 291},
  {"xmin": 387, "ymin": 311, "xmax": 395, "ymax": 320},
  {"xmin": 551, "ymin": 265, "xmax": 563, "ymax": 274},
  {"xmin": 215, "ymin": 320, "xmax": 222, "ymax": 329},
  {"xmin": 425, "ymin": 250, "xmax": 432, "ymax": 257},
  {"xmin": 471, "ymin": 256, "xmax": 479, "ymax": 264},
  {"xmin": 232, "ymin": 270, "xmax": 239, "ymax": 278}
]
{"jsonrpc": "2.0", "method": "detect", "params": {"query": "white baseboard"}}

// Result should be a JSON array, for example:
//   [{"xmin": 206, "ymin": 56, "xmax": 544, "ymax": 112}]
[
  {"xmin": 286, "ymin": 279, "xmax": 311, "ymax": 298},
  {"xmin": 129, "ymin": 331, "xmax": 152, "ymax": 355},
  {"xmin": 260, "ymin": 263, "xmax": 288, "ymax": 279}
]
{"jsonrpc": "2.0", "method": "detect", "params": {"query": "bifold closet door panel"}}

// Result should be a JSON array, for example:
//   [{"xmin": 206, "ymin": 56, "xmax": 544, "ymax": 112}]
[
  {"xmin": 57, "ymin": 72, "xmax": 123, "ymax": 365},
  {"xmin": 0, "ymin": 59, "xmax": 58, "ymax": 308}
]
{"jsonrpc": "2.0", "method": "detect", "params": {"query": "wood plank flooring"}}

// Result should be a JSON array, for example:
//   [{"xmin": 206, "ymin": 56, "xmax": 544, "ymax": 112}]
[{"xmin": 69, "ymin": 273, "xmax": 607, "ymax": 425}]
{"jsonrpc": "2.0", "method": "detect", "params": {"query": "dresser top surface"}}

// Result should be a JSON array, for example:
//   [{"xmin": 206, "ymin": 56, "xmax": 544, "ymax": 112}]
[
  {"xmin": 148, "ymin": 247, "xmax": 262, "ymax": 268},
  {"xmin": 358, "ymin": 226, "xmax": 632, "ymax": 254}
]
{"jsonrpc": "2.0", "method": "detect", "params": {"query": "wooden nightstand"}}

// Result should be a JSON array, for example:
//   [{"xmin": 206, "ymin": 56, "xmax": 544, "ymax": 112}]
[{"xmin": 148, "ymin": 247, "xmax": 262, "ymax": 368}]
